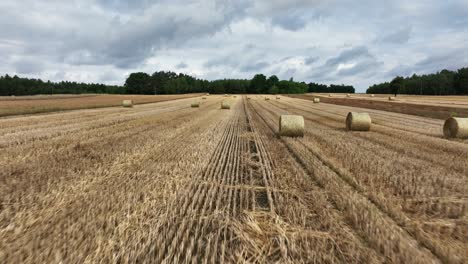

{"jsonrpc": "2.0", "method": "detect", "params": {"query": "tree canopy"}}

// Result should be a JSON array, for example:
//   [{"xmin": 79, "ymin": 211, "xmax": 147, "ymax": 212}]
[
  {"xmin": 367, "ymin": 67, "xmax": 468, "ymax": 95},
  {"xmin": 0, "ymin": 71, "xmax": 355, "ymax": 96}
]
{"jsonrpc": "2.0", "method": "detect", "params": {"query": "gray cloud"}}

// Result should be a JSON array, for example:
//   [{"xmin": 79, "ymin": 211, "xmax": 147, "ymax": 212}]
[
  {"xmin": 240, "ymin": 61, "xmax": 270, "ymax": 72},
  {"xmin": 176, "ymin": 62, "xmax": 188, "ymax": 69},
  {"xmin": 0, "ymin": 0, "xmax": 467, "ymax": 92},
  {"xmin": 378, "ymin": 26, "xmax": 412, "ymax": 44}
]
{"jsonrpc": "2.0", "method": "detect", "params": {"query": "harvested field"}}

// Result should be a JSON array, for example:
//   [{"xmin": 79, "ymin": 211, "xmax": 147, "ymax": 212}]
[
  {"xmin": 1, "ymin": 95, "xmax": 467, "ymax": 263},
  {"xmin": 292, "ymin": 93, "xmax": 468, "ymax": 119},
  {"xmin": 0, "ymin": 94, "xmax": 203, "ymax": 117}
]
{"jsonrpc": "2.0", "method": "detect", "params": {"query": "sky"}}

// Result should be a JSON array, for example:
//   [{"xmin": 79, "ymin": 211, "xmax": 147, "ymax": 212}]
[{"xmin": 1, "ymin": 0, "xmax": 468, "ymax": 92}]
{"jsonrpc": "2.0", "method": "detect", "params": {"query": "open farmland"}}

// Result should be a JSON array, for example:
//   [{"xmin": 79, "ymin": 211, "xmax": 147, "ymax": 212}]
[
  {"xmin": 1, "ymin": 95, "xmax": 467, "ymax": 263},
  {"xmin": 292, "ymin": 93, "xmax": 468, "ymax": 119},
  {"xmin": 0, "ymin": 94, "xmax": 202, "ymax": 117}
]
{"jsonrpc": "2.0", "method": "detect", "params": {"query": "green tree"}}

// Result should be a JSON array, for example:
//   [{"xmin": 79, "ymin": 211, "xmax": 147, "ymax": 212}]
[
  {"xmin": 390, "ymin": 76, "xmax": 404, "ymax": 96},
  {"xmin": 125, "ymin": 72, "xmax": 151, "ymax": 94},
  {"xmin": 249, "ymin": 74, "xmax": 267, "ymax": 94}
]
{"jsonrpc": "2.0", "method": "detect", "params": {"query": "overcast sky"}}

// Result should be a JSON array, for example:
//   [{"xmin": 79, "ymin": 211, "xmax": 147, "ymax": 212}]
[{"xmin": 1, "ymin": 0, "xmax": 468, "ymax": 92}]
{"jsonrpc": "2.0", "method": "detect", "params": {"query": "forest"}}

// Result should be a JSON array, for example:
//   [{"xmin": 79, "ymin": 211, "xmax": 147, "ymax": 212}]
[
  {"xmin": 367, "ymin": 67, "xmax": 468, "ymax": 95},
  {"xmin": 0, "ymin": 72, "xmax": 354, "ymax": 96}
]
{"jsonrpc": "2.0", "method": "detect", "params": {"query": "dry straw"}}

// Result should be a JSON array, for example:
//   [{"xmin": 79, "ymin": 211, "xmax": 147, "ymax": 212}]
[
  {"xmin": 202, "ymin": 96, "xmax": 207, "ymax": 100},
  {"xmin": 265, "ymin": 97, "xmax": 270, "ymax": 101},
  {"xmin": 122, "ymin": 100, "xmax": 133, "ymax": 107},
  {"xmin": 443, "ymin": 117, "xmax": 468, "ymax": 138},
  {"xmin": 329, "ymin": 94, "xmax": 332, "ymax": 97},
  {"xmin": 370, "ymin": 94, "xmax": 375, "ymax": 97},
  {"xmin": 221, "ymin": 101, "xmax": 230, "ymax": 109},
  {"xmin": 279, "ymin": 115, "xmax": 304, "ymax": 137},
  {"xmin": 346, "ymin": 94, "xmax": 351, "ymax": 97},
  {"xmin": 313, "ymin": 98, "xmax": 320, "ymax": 103},
  {"xmin": 234, "ymin": 95, "xmax": 237, "ymax": 98},
  {"xmin": 346, "ymin": 112, "xmax": 371, "ymax": 131},
  {"xmin": 388, "ymin": 96, "xmax": 396, "ymax": 101},
  {"xmin": 191, "ymin": 102, "xmax": 200, "ymax": 108},
  {"xmin": 276, "ymin": 96, "xmax": 280, "ymax": 99}
]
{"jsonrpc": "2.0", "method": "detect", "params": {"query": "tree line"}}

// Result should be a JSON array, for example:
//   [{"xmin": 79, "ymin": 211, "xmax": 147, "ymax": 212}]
[
  {"xmin": 125, "ymin": 71, "xmax": 354, "ymax": 94},
  {"xmin": 367, "ymin": 68, "xmax": 468, "ymax": 95},
  {"xmin": 0, "ymin": 71, "xmax": 356, "ymax": 96},
  {"xmin": 0, "ymin": 74, "xmax": 124, "ymax": 96}
]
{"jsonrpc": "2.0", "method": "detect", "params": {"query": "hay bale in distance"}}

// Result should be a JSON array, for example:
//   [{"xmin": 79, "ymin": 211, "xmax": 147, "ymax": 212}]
[
  {"xmin": 346, "ymin": 112, "xmax": 371, "ymax": 131},
  {"xmin": 276, "ymin": 96, "xmax": 280, "ymax": 99},
  {"xmin": 234, "ymin": 95, "xmax": 237, "ymax": 98},
  {"xmin": 221, "ymin": 101, "xmax": 230, "ymax": 109},
  {"xmin": 346, "ymin": 94, "xmax": 351, "ymax": 97},
  {"xmin": 191, "ymin": 102, "xmax": 200, "ymax": 108},
  {"xmin": 370, "ymin": 94, "xmax": 375, "ymax": 97},
  {"xmin": 313, "ymin": 98, "xmax": 320, "ymax": 103},
  {"xmin": 388, "ymin": 96, "xmax": 396, "ymax": 101},
  {"xmin": 122, "ymin": 100, "xmax": 133, "ymax": 107},
  {"xmin": 202, "ymin": 96, "xmax": 207, "ymax": 100},
  {"xmin": 265, "ymin": 97, "xmax": 270, "ymax": 101},
  {"xmin": 329, "ymin": 94, "xmax": 332, "ymax": 97},
  {"xmin": 443, "ymin": 117, "xmax": 468, "ymax": 139},
  {"xmin": 279, "ymin": 115, "xmax": 304, "ymax": 137}
]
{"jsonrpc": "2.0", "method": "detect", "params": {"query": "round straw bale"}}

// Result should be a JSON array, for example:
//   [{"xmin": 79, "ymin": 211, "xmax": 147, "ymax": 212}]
[
  {"xmin": 346, "ymin": 112, "xmax": 371, "ymax": 131},
  {"xmin": 276, "ymin": 96, "xmax": 280, "ymax": 99},
  {"xmin": 443, "ymin": 117, "xmax": 468, "ymax": 139},
  {"xmin": 265, "ymin": 97, "xmax": 270, "ymax": 101},
  {"xmin": 346, "ymin": 94, "xmax": 351, "ymax": 97},
  {"xmin": 313, "ymin": 98, "xmax": 320, "ymax": 103},
  {"xmin": 221, "ymin": 101, "xmax": 230, "ymax": 109},
  {"xmin": 247, "ymin": 97, "xmax": 251, "ymax": 100},
  {"xmin": 206, "ymin": 93, "xmax": 210, "ymax": 95},
  {"xmin": 329, "ymin": 94, "xmax": 332, "ymax": 97},
  {"xmin": 234, "ymin": 95, "xmax": 237, "ymax": 98},
  {"xmin": 279, "ymin": 115, "xmax": 304, "ymax": 137},
  {"xmin": 388, "ymin": 96, "xmax": 396, "ymax": 101},
  {"xmin": 122, "ymin": 100, "xmax": 133, "ymax": 107},
  {"xmin": 191, "ymin": 102, "xmax": 200, "ymax": 108},
  {"xmin": 202, "ymin": 96, "xmax": 207, "ymax": 99},
  {"xmin": 224, "ymin": 94, "xmax": 229, "ymax": 97},
  {"xmin": 370, "ymin": 94, "xmax": 375, "ymax": 97}
]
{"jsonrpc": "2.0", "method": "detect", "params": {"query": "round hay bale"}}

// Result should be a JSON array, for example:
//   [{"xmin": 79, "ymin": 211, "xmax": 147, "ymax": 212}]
[
  {"xmin": 370, "ymin": 94, "xmax": 375, "ymax": 97},
  {"xmin": 329, "ymin": 94, "xmax": 332, "ymax": 97},
  {"xmin": 202, "ymin": 96, "xmax": 207, "ymax": 99},
  {"xmin": 276, "ymin": 96, "xmax": 280, "ymax": 99},
  {"xmin": 247, "ymin": 97, "xmax": 251, "ymax": 100},
  {"xmin": 279, "ymin": 115, "xmax": 304, "ymax": 137},
  {"xmin": 443, "ymin": 117, "xmax": 468, "ymax": 139},
  {"xmin": 313, "ymin": 98, "xmax": 320, "ymax": 103},
  {"xmin": 233, "ymin": 95, "xmax": 237, "ymax": 98},
  {"xmin": 388, "ymin": 96, "xmax": 396, "ymax": 101},
  {"xmin": 221, "ymin": 101, "xmax": 230, "ymax": 109},
  {"xmin": 206, "ymin": 93, "xmax": 210, "ymax": 95},
  {"xmin": 346, "ymin": 94, "xmax": 351, "ymax": 97},
  {"xmin": 122, "ymin": 100, "xmax": 133, "ymax": 107},
  {"xmin": 224, "ymin": 94, "xmax": 229, "ymax": 97},
  {"xmin": 265, "ymin": 97, "xmax": 270, "ymax": 101},
  {"xmin": 346, "ymin": 112, "xmax": 371, "ymax": 131},
  {"xmin": 191, "ymin": 102, "xmax": 200, "ymax": 108}
]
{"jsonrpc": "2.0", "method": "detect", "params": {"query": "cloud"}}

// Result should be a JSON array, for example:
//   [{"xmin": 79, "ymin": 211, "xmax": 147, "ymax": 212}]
[
  {"xmin": 377, "ymin": 26, "xmax": 412, "ymax": 44},
  {"xmin": 176, "ymin": 62, "xmax": 188, "ymax": 69},
  {"xmin": 240, "ymin": 61, "xmax": 270, "ymax": 72},
  {"xmin": 0, "ymin": 0, "xmax": 467, "ymax": 93}
]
